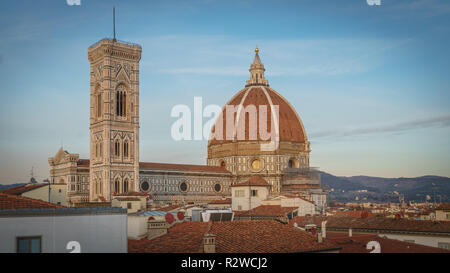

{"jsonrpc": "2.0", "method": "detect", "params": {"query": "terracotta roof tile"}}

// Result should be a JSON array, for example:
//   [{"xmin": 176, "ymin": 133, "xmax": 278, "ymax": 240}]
[
  {"xmin": 234, "ymin": 205, "xmax": 297, "ymax": 217},
  {"xmin": 209, "ymin": 198, "xmax": 232, "ymax": 205},
  {"xmin": 326, "ymin": 231, "xmax": 450, "ymax": 253},
  {"xmin": 231, "ymin": 175, "xmax": 270, "ymax": 187},
  {"xmin": 114, "ymin": 191, "xmax": 146, "ymax": 197},
  {"xmin": 208, "ymin": 87, "xmax": 307, "ymax": 145},
  {"xmin": 333, "ymin": 210, "xmax": 375, "ymax": 218},
  {"xmin": 290, "ymin": 216, "xmax": 450, "ymax": 234},
  {"xmin": 77, "ymin": 159, "xmax": 90, "ymax": 167},
  {"xmin": 436, "ymin": 203, "xmax": 450, "ymax": 210},
  {"xmin": 1, "ymin": 184, "xmax": 47, "ymax": 195},
  {"xmin": 158, "ymin": 204, "xmax": 184, "ymax": 212},
  {"xmin": 114, "ymin": 197, "xmax": 141, "ymax": 201},
  {"xmin": 0, "ymin": 193, "xmax": 66, "ymax": 210},
  {"xmin": 128, "ymin": 220, "xmax": 339, "ymax": 253}
]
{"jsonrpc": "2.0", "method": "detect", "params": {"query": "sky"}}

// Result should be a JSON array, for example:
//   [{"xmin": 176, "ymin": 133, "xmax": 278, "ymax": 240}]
[{"xmin": 0, "ymin": 0, "xmax": 449, "ymax": 184}]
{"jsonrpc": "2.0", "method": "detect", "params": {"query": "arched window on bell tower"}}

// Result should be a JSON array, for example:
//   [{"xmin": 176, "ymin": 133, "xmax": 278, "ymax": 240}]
[
  {"xmin": 116, "ymin": 85, "xmax": 127, "ymax": 117},
  {"xmin": 97, "ymin": 93, "xmax": 102, "ymax": 118},
  {"xmin": 123, "ymin": 178, "xmax": 129, "ymax": 193},
  {"xmin": 123, "ymin": 140, "xmax": 129, "ymax": 158},
  {"xmin": 114, "ymin": 139, "xmax": 121, "ymax": 157},
  {"xmin": 114, "ymin": 178, "xmax": 120, "ymax": 194}
]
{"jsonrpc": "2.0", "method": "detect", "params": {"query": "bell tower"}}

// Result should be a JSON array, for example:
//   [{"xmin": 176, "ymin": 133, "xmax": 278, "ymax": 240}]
[{"xmin": 87, "ymin": 37, "xmax": 141, "ymax": 202}]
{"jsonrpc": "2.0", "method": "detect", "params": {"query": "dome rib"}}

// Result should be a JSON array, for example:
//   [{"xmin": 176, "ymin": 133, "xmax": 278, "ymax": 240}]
[{"xmin": 208, "ymin": 86, "xmax": 307, "ymax": 146}]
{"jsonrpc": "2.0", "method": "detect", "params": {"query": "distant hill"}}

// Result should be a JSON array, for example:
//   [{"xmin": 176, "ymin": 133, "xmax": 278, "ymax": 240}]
[
  {"xmin": 320, "ymin": 172, "xmax": 450, "ymax": 203},
  {"xmin": 0, "ymin": 183, "xmax": 25, "ymax": 191}
]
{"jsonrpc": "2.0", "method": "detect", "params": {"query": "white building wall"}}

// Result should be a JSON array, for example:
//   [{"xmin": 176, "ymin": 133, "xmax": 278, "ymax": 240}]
[
  {"xmin": 127, "ymin": 215, "xmax": 148, "ymax": 239},
  {"xmin": 379, "ymin": 233, "xmax": 450, "ymax": 249},
  {"xmin": 231, "ymin": 186, "xmax": 269, "ymax": 211},
  {"xmin": 21, "ymin": 184, "xmax": 67, "ymax": 206},
  {"xmin": 0, "ymin": 213, "xmax": 127, "ymax": 253}
]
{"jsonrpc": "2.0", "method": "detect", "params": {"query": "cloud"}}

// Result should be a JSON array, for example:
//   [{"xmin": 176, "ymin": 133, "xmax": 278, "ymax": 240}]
[
  {"xmin": 310, "ymin": 115, "xmax": 450, "ymax": 139},
  {"xmin": 139, "ymin": 35, "xmax": 411, "ymax": 77}
]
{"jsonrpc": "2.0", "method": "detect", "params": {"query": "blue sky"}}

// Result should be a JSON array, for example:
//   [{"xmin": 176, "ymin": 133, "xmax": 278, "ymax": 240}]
[{"xmin": 0, "ymin": 0, "xmax": 449, "ymax": 184}]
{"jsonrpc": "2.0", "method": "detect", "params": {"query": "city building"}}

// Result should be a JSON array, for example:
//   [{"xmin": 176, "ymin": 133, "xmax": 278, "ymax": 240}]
[
  {"xmin": 48, "ymin": 32, "xmax": 327, "ymax": 212},
  {"xmin": 1, "ymin": 180, "xmax": 67, "ymax": 206},
  {"xmin": 435, "ymin": 203, "xmax": 450, "ymax": 221},
  {"xmin": 0, "ymin": 193, "xmax": 127, "ymax": 253},
  {"xmin": 290, "ymin": 215, "xmax": 450, "ymax": 250},
  {"xmin": 325, "ymin": 232, "xmax": 450, "ymax": 253}
]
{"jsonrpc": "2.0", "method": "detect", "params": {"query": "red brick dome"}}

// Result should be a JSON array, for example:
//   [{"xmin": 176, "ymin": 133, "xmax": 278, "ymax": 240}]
[{"xmin": 208, "ymin": 86, "xmax": 307, "ymax": 145}]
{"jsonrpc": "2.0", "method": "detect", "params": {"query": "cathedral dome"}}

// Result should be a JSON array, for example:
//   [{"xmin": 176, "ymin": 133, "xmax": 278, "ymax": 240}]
[{"xmin": 208, "ymin": 48, "xmax": 308, "ymax": 147}]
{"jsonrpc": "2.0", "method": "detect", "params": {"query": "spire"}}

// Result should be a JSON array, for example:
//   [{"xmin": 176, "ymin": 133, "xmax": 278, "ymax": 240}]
[
  {"xmin": 245, "ymin": 46, "xmax": 269, "ymax": 87},
  {"xmin": 113, "ymin": 7, "xmax": 117, "ymax": 42}
]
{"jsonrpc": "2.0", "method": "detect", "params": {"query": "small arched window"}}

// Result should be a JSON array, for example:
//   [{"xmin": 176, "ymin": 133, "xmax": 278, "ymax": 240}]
[
  {"xmin": 114, "ymin": 178, "xmax": 120, "ymax": 194},
  {"xmin": 116, "ymin": 85, "xmax": 127, "ymax": 117},
  {"xmin": 123, "ymin": 140, "xmax": 129, "ymax": 158},
  {"xmin": 123, "ymin": 178, "xmax": 129, "ymax": 193},
  {"xmin": 97, "ymin": 92, "xmax": 102, "ymax": 117},
  {"xmin": 114, "ymin": 140, "xmax": 120, "ymax": 157}
]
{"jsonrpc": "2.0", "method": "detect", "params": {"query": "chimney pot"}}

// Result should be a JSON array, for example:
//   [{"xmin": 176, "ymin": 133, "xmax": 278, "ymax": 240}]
[{"xmin": 203, "ymin": 233, "xmax": 216, "ymax": 253}]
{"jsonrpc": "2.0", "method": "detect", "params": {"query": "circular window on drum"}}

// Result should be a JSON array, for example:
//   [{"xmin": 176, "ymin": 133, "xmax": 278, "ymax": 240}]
[
  {"xmin": 140, "ymin": 180, "xmax": 151, "ymax": 192},
  {"xmin": 179, "ymin": 181, "xmax": 189, "ymax": 192},
  {"xmin": 214, "ymin": 183, "xmax": 222, "ymax": 193},
  {"xmin": 251, "ymin": 158, "xmax": 262, "ymax": 171}
]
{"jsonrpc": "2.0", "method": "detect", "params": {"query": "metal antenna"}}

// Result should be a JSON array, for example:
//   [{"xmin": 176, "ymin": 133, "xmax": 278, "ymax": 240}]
[{"xmin": 113, "ymin": 6, "xmax": 116, "ymax": 42}]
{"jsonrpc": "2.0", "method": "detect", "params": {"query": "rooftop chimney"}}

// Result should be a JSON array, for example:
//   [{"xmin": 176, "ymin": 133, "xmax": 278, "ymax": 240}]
[
  {"xmin": 317, "ymin": 232, "xmax": 323, "ymax": 243},
  {"xmin": 203, "ymin": 233, "xmax": 216, "ymax": 253},
  {"xmin": 321, "ymin": 220, "xmax": 327, "ymax": 239},
  {"xmin": 147, "ymin": 220, "xmax": 169, "ymax": 240}
]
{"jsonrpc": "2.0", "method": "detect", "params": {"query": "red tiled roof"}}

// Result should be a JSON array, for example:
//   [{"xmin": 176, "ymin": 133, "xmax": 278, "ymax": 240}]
[
  {"xmin": 231, "ymin": 175, "xmax": 270, "ymax": 187},
  {"xmin": 209, "ymin": 198, "xmax": 232, "ymax": 205},
  {"xmin": 129, "ymin": 222, "xmax": 209, "ymax": 253},
  {"xmin": 128, "ymin": 220, "xmax": 338, "ymax": 253},
  {"xmin": 436, "ymin": 203, "xmax": 450, "ymax": 210},
  {"xmin": 0, "ymin": 193, "xmax": 66, "ymax": 210},
  {"xmin": 234, "ymin": 205, "xmax": 297, "ymax": 217},
  {"xmin": 282, "ymin": 184, "xmax": 320, "ymax": 190},
  {"xmin": 115, "ymin": 191, "xmax": 146, "ymax": 197},
  {"xmin": 139, "ymin": 162, "xmax": 230, "ymax": 173},
  {"xmin": 326, "ymin": 232, "xmax": 450, "ymax": 253},
  {"xmin": 290, "ymin": 216, "xmax": 450, "ymax": 234},
  {"xmin": 1, "ymin": 184, "xmax": 47, "ymax": 195},
  {"xmin": 333, "ymin": 210, "xmax": 375, "ymax": 219},
  {"xmin": 77, "ymin": 159, "xmax": 90, "ymax": 167},
  {"xmin": 158, "ymin": 204, "xmax": 184, "ymax": 212},
  {"xmin": 277, "ymin": 194, "xmax": 315, "ymax": 204},
  {"xmin": 114, "ymin": 197, "xmax": 141, "ymax": 202}
]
